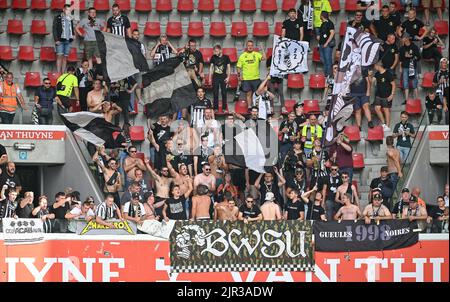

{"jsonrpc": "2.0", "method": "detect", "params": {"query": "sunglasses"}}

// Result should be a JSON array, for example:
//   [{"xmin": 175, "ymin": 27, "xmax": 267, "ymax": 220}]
[
  {"xmin": 130, "ymin": 150, "xmax": 137, "ymax": 153},
  {"xmin": 342, "ymin": 176, "xmax": 348, "ymax": 179},
  {"xmin": 162, "ymin": 170, "xmax": 169, "ymax": 172},
  {"xmin": 331, "ymin": 168, "xmax": 338, "ymax": 171},
  {"xmin": 246, "ymin": 200, "xmax": 254, "ymax": 203},
  {"xmin": 44, "ymin": 82, "xmax": 51, "ymax": 85},
  {"xmin": 205, "ymin": 168, "xmax": 211, "ymax": 171}
]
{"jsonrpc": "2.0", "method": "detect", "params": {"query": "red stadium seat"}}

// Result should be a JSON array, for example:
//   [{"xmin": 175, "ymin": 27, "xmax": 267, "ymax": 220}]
[
  {"xmin": 0, "ymin": 0, "xmax": 9, "ymax": 9},
  {"xmin": 343, "ymin": 125, "xmax": 361, "ymax": 142},
  {"xmin": 421, "ymin": 72, "xmax": 435, "ymax": 88},
  {"xmin": 18, "ymin": 46, "xmax": 36, "ymax": 62},
  {"xmin": 228, "ymin": 74, "xmax": 239, "ymax": 89},
  {"xmin": 198, "ymin": 0, "xmax": 214, "ymax": 12},
  {"xmin": 285, "ymin": 99, "xmax": 296, "ymax": 113},
  {"xmin": 156, "ymin": 0, "xmax": 173, "ymax": 12},
  {"xmin": 434, "ymin": 20, "xmax": 449, "ymax": 36},
  {"xmin": 31, "ymin": 0, "xmax": 48, "ymax": 10},
  {"xmin": 0, "ymin": 46, "xmax": 15, "ymax": 61},
  {"xmin": 94, "ymin": 0, "xmax": 109, "ymax": 11},
  {"xmin": 303, "ymin": 99, "xmax": 320, "ymax": 114},
  {"xmin": 130, "ymin": 21, "xmax": 138, "ymax": 32},
  {"xmin": 219, "ymin": 0, "xmax": 235, "ymax": 12},
  {"xmin": 76, "ymin": 0, "xmax": 87, "ymax": 10},
  {"xmin": 312, "ymin": 47, "xmax": 321, "ymax": 63},
  {"xmin": 287, "ymin": 73, "xmax": 305, "ymax": 89},
  {"xmin": 275, "ymin": 22, "xmax": 283, "ymax": 36},
  {"xmin": 345, "ymin": 1, "xmax": 358, "ymax": 11},
  {"xmin": 188, "ymin": 22, "xmax": 204, "ymax": 37},
  {"xmin": 240, "ymin": 0, "xmax": 256, "ymax": 12},
  {"xmin": 200, "ymin": 48, "xmax": 213, "ymax": 64},
  {"xmin": 329, "ymin": 0, "xmax": 340, "ymax": 11},
  {"xmin": 166, "ymin": 22, "xmax": 183, "ymax": 38},
  {"xmin": 352, "ymin": 153, "xmax": 365, "ymax": 169},
  {"xmin": 309, "ymin": 73, "xmax": 326, "ymax": 89},
  {"xmin": 24, "ymin": 72, "xmax": 41, "ymax": 88},
  {"xmin": 178, "ymin": 0, "xmax": 193, "ymax": 12},
  {"xmin": 31, "ymin": 20, "xmax": 50, "ymax": 35},
  {"xmin": 11, "ymin": 0, "xmax": 27, "ymax": 10},
  {"xmin": 339, "ymin": 21, "xmax": 347, "ymax": 36},
  {"xmin": 210, "ymin": 22, "xmax": 227, "ymax": 38},
  {"xmin": 266, "ymin": 48, "xmax": 273, "ymax": 59},
  {"xmin": 203, "ymin": 75, "xmax": 212, "ymax": 89},
  {"xmin": 405, "ymin": 99, "xmax": 422, "ymax": 115},
  {"xmin": 261, "ymin": 0, "xmax": 277, "ymax": 12},
  {"xmin": 235, "ymin": 100, "xmax": 249, "ymax": 115},
  {"xmin": 253, "ymin": 22, "xmax": 269, "ymax": 38},
  {"xmin": 135, "ymin": 0, "xmax": 152, "ymax": 12},
  {"xmin": 144, "ymin": 22, "xmax": 161, "ymax": 37},
  {"xmin": 47, "ymin": 72, "xmax": 61, "ymax": 87},
  {"xmin": 51, "ymin": 0, "xmax": 65, "ymax": 10},
  {"xmin": 367, "ymin": 126, "xmax": 384, "ymax": 142},
  {"xmin": 282, "ymin": 0, "xmax": 297, "ymax": 11},
  {"xmin": 114, "ymin": 0, "xmax": 131, "ymax": 12},
  {"xmin": 231, "ymin": 22, "xmax": 248, "ymax": 37},
  {"xmin": 223, "ymin": 48, "xmax": 237, "ymax": 63},
  {"xmin": 40, "ymin": 46, "xmax": 57, "ymax": 62},
  {"xmin": 7, "ymin": 20, "xmax": 25, "ymax": 35},
  {"xmin": 67, "ymin": 48, "xmax": 79, "ymax": 63}
]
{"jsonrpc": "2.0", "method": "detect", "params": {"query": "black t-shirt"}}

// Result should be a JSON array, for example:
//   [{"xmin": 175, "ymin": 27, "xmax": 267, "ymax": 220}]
[
  {"xmin": 49, "ymin": 203, "xmax": 69, "ymax": 219},
  {"xmin": 392, "ymin": 200, "xmax": 409, "ymax": 217},
  {"xmin": 152, "ymin": 123, "xmax": 172, "ymax": 148},
  {"xmin": 0, "ymin": 143, "xmax": 6, "ymax": 157},
  {"xmin": 210, "ymin": 54, "xmax": 231, "ymax": 79},
  {"xmin": 0, "ymin": 171, "xmax": 21, "ymax": 192},
  {"xmin": 348, "ymin": 19, "xmax": 371, "ymax": 32},
  {"xmin": 295, "ymin": 114, "xmax": 307, "ymax": 128},
  {"xmin": 282, "ymin": 18, "xmax": 304, "ymax": 41},
  {"xmin": 286, "ymin": 178, "xmax": 307, "ymax": 195},
  {"xmin": 173, "ymin": 152, "xmax": 193, "ymax": 171},
  {"xmin": 15, "ymin": 203, "xmax": 33, "ymax": 219},
  {"xmin": 350, "ymin": 67, "xmax": 369, "ymax": 95},
  {"xmin": 375, "ymin": 70, "xmax": 395, "ymax": 98},
  {"xmin": 239, "ymin": 204, "xmax": 261, "ymax": 219},
  {"xmin": 154, "ymin": 44, "xmax": 174, "ymax": 65},
  {"xmin": 422, "ymin": 36, "xmax": 440, "ymax": 57},
  {"xmin": 380, "ymin": 42, "xmax": 399, "ymax": 70},
  {"xmin": 430, "ymin": 207, "xmax": 445, "ymax": 219},
  {"xmin": 279, "ymin": 120, "xmax": 298, "ymax": 144},
  {"xmin": 425, "ymin": 95, "xmax": 443, "ymax": 110},
  {"xmin": 369, "ymin": 177, "xmax": 394, "ymax": 200},
  {"xmin": 374, "ymin": 15, "xmax": 398, "ymax": 41},
  {"xmin": 305, "ymin": 204, "xmax": 325, "ymax": 220},
  {"xmin": 399, "ymin": 44, "xmax": 421, "ymax": 68},
  {"xmin": 194, "ymin": 146, "xmax": 213, "ymax": 173},
  {"xmin": 107, "ymin": 14, "xmax": 131, "ymax": 37},
  {"xmin": 284, "ymin": 199, "xmax": 305, "ymax": 220},
  {"xmin": 319, "ymin": 20, "xmax": 335, "ymax": 46},
  {"xmin": 184, "ymin": 49, "xmax": 204, "ymax": 70},
  {"xmin": 390, "ymin": 11, "xmax": 402, "ymax": 29},
  {"xmin": 165, "ymin": 197, "xmax": 187, "ymax": 220},
  {"xmin": 401, "ymin": 19, "xmax": 424, "ymax": 38},
  {"xmin": 325, "ymin": 174, "xmax": 342, "ymax": 202}
]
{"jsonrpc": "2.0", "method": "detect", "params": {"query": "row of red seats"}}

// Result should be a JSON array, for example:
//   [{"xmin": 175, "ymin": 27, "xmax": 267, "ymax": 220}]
[{"xmin": 0, "ymin": 45, "xmax": 80, "ymax": 62}]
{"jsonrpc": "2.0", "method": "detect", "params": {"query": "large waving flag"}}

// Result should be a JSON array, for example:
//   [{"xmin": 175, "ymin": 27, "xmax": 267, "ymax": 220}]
[
  {"xmin": 270, "ymin": 35, "xmax": 309, "ymax": 77},
  {"xmin": 95, "ymin": 31, "xmax": 150, "ymax": 83},
  {"xmin": 324, "ymin": 28, "xmax": 382, "ymax": 146},
  {"xmin": 61, "ymin": 112, "xmax": 122, "ymax": 148},
  {"xmin": 141, "ymin": 57, "xmax": 197, "ymax": 119}
]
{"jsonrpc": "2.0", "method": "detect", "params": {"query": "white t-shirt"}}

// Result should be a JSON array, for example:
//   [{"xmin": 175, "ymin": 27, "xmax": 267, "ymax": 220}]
[
  {"xmin": 69, "ymin": 206, "xmax": 95, "ymax": 220},
  {"xmin": 202, "ymin": 119, "xmax": 220, "ymax": 148}
]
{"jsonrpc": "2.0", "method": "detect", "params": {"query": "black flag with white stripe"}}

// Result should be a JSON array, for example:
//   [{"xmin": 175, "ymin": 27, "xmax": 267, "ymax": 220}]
[
  {"xmin": 95, "ymin": 31, "xmax": 150, "ymax": 83},
  {"xmin": 61, "ymin": 112, "xmax": 122, "ymax": 148}
]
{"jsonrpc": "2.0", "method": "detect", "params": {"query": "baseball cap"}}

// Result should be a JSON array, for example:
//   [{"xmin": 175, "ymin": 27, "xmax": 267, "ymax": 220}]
[
  {"xmin": 402, "ymin": 188, "xmax": 410, "ymax": 193},
  {"xmin": 132, "ymin": 192, "xmax": 140, "ymax": 199},
  {"xmin": 409, "ymin": 195, "xmax": 418, "ymax": 203},
  {"xmin": 265, "ymin": 192, "xmax": 275, "ymax": 201},
  {"xmin": 294, "ymin": 102, "xmax": 304, "ymax": 110},
  {"xmin": 372, "ymin": 188, "xmax": 382, "ymax": 195}
]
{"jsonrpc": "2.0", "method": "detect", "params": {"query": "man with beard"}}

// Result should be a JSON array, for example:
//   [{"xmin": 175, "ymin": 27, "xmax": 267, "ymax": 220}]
[
  {"xmin": 15, "ymin": 191, "xmax": 34, "ymax": 218},
  {"xmin": 286, "ymin": 168, "xmax": 307, "ymax": 196},
  {"xmin": 0, "ymin": 162, "xmax": 21, "ymax": 193},
  {"xmin": 214, "ymin": 192, "xmax": 239, "ymax": 221},
  {"xmin": 194, "ymin": 163, "xmax": 216, "ymax": 194},
  {"xmin": 392, "ymin": 188, "xmax": 412, "ymax": 219},
  {"xmin": 123, "ymin": 145, "xmax": 146, "ymax": 187},
  {"xmin": 34, "ymin": 78, "xmax": 56, "ymax": 125},
  {"xmin": 254, "ymin": 167, "xmax": 286, "ymax": 208},
  {"xmin": 93, "ymin": 153, "xmax": 122, "ymax": 208},
  {"xmin": 123, "ymin": 192, "xmax": 147, "ymax": 226},
  {"xmin": 145, "ymin": 159, "xmax": 173, "ymax": 218}
]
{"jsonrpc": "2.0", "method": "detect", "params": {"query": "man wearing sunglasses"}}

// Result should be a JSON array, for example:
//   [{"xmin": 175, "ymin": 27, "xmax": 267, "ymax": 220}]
[
  {"xmin": 363, "ymin": 188, "xmax": 392, "ymax": 224},
  {"xmin": 194, "ymin": 163, "xmax": 217, "ymax": 195},
  {"xmin": 238, "ymin": 197, "xmax": 263, "ymax": 224},
  {"xmin": 123, "ymin": 146, "xmax": 146, "ymax": 188},
  {"xmin": 323, "ymin": 163, "xmax": 342, "ymax": 221},
  {"xmin": 335, "ymin": 171, "xmax": 359, "ymax": 208},
  {"xmin": 34, "ymin": 78, "xmax": 56, "ymax": 125}
]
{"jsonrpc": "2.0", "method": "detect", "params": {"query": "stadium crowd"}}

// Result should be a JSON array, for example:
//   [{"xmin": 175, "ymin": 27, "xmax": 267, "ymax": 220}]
[{"xmin": 0, "ymin": 1, "xmax": 449, "ymax": 234}]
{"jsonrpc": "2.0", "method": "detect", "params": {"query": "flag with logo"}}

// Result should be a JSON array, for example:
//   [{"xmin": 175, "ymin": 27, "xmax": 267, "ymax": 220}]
[{"xmin": 270, "ymin": 35, "xmax": 309, "ymax": 77}]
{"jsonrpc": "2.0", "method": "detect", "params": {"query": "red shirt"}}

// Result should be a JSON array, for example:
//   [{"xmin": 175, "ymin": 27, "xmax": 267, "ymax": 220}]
[{"xmin": 329, "ymin": 142, "xmax": 353, "ymax": 169}]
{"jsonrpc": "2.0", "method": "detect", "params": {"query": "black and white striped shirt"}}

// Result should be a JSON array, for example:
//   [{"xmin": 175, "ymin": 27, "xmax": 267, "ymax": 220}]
[
  {"xmin": 0, "ymin": 199, "xmax": 17, "ymax": 218},
  {"xmin": 95, "ymin": 202, "xmax": 119, "ymax": 220},
  {"xmin": 107, "ymin": 14, "xmax": 130, "ymax": 37}
]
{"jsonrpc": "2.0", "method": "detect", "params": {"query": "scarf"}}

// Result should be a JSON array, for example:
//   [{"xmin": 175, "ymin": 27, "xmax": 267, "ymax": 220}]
[
  {"xmin": 301, "ymin": 2, "xmax": 313, "ymax": 30},
  {"xmin": 61, "ymin": 13, "xmax": 73, "ymax": 40}
]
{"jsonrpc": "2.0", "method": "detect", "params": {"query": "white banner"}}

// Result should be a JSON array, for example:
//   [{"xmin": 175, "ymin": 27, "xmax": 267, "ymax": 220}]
[
  {"xmin": 270, "ymin": 35, "xmax": 309, "ymax": 77},
  {"xmin": 137, "ymin": 219, "xmax": 176, "ymax": 240},
  {"xmin": 2, "ymin": 218, "xmax": 45, "ymax": 245}
]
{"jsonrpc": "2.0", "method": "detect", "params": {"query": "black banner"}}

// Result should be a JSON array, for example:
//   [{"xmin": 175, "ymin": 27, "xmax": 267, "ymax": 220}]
[{"xmin": 313, "ymin": 220, "xmax": 419, "ymax": 252}]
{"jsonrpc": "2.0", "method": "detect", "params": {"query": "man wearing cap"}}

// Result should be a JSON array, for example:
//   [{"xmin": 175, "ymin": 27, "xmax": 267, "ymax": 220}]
[
  {"xmin": 392, "ymin": 188, "xmax": 412, "ymax": 219},
  {"xmin": 123, "ymin": 192, "xmax": 147, "ymax": 226},
  {"xmin": 402, "ymin": 195, "xmax": 428, "ymax": 231},
  {"xmin": 260, "ymin": 192, "xmax": 282, "ymax": 221},
  {"xmin": 369, "ymin": 166, "xmax": 395, "ymax": 210},
  {"xmin": 363, "ymin": 189, "xmax": 392, "ymax": 224}
]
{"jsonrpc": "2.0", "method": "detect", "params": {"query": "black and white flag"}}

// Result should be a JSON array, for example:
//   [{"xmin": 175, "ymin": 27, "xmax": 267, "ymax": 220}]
[
  {"xmin": 95, "ymin": 31, "xmax": 150, "ymax": 83},
  {"xmin": 325, "ymin": 28, "xmax": 381, "ymax": 146},
  {"xmin": 61, "ymin": 112, "xmax": 122, "ymax": 148},
  {"xmin": 142, "ymin": 57, "xmax": 197, "ymax": 119},
  {"xmin": 270, "ymin": 35, "xmax": 309, "ymax": 77}
]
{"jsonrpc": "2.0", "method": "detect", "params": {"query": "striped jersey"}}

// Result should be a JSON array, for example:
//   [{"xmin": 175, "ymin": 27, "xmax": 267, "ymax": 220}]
[
  {"xmin": 107, "ymin": 14, "xmax": 130, "ymax": 37},
  {"xmin": 95, "ymin": 202, "xmax": 119, "ymax": 220}
]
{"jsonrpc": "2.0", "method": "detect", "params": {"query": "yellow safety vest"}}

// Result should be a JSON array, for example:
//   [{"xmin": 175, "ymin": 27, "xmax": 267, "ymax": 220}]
[{"xmin": 0, "ymin": 82, "xmax": 18, "ymax": 113}]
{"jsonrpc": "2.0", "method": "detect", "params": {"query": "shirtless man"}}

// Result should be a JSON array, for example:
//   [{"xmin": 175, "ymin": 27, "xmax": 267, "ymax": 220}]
[
  {"xmin": 167, "ymin": 160, "xmax": 193, "ymax": 198},
  {"xmin": 123, "ymin": 146, "xmax": 146, "ymax": 185},
  {"xmin": 87, "ymin": 79, "xmax": 108, "ymax": 112},
  {"xmin": 145, "ymin": 158, "xmax": 173, "ymax": 201},
  {"xmin": 93, "ymin": 148, "xmax": 122, "ymax": 207},
  {"xmin": 214, "ymin": 192, "xmax": 239, "ymax": 221},
  {"xmin": 193, "ymin": 163, "xmax": 216, "ymax": 194},
  {"xmin": 102, "ymin": 100, "xmax": 122, "ymax": 123},
  {"xmin": 334, "ymin": 193, "xmax": 362, "ymax": 221},
  {"xmin": 335, "ymin": 171, "xmax": 360, "ymax": 207},
  {"xmin": 386, "ymin": 135, "xmax": 403, "ymax": 189},
  {"xmin": 191, "ymin": 184, "xmax": 211, "ymax": 221},
  {"xmin": 363, "ymin": 188, "xmax": 391, "ymax": 224},
  {"xmin": 260, "ymin": 192, "xmax": 282, "ymax": 221}
]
